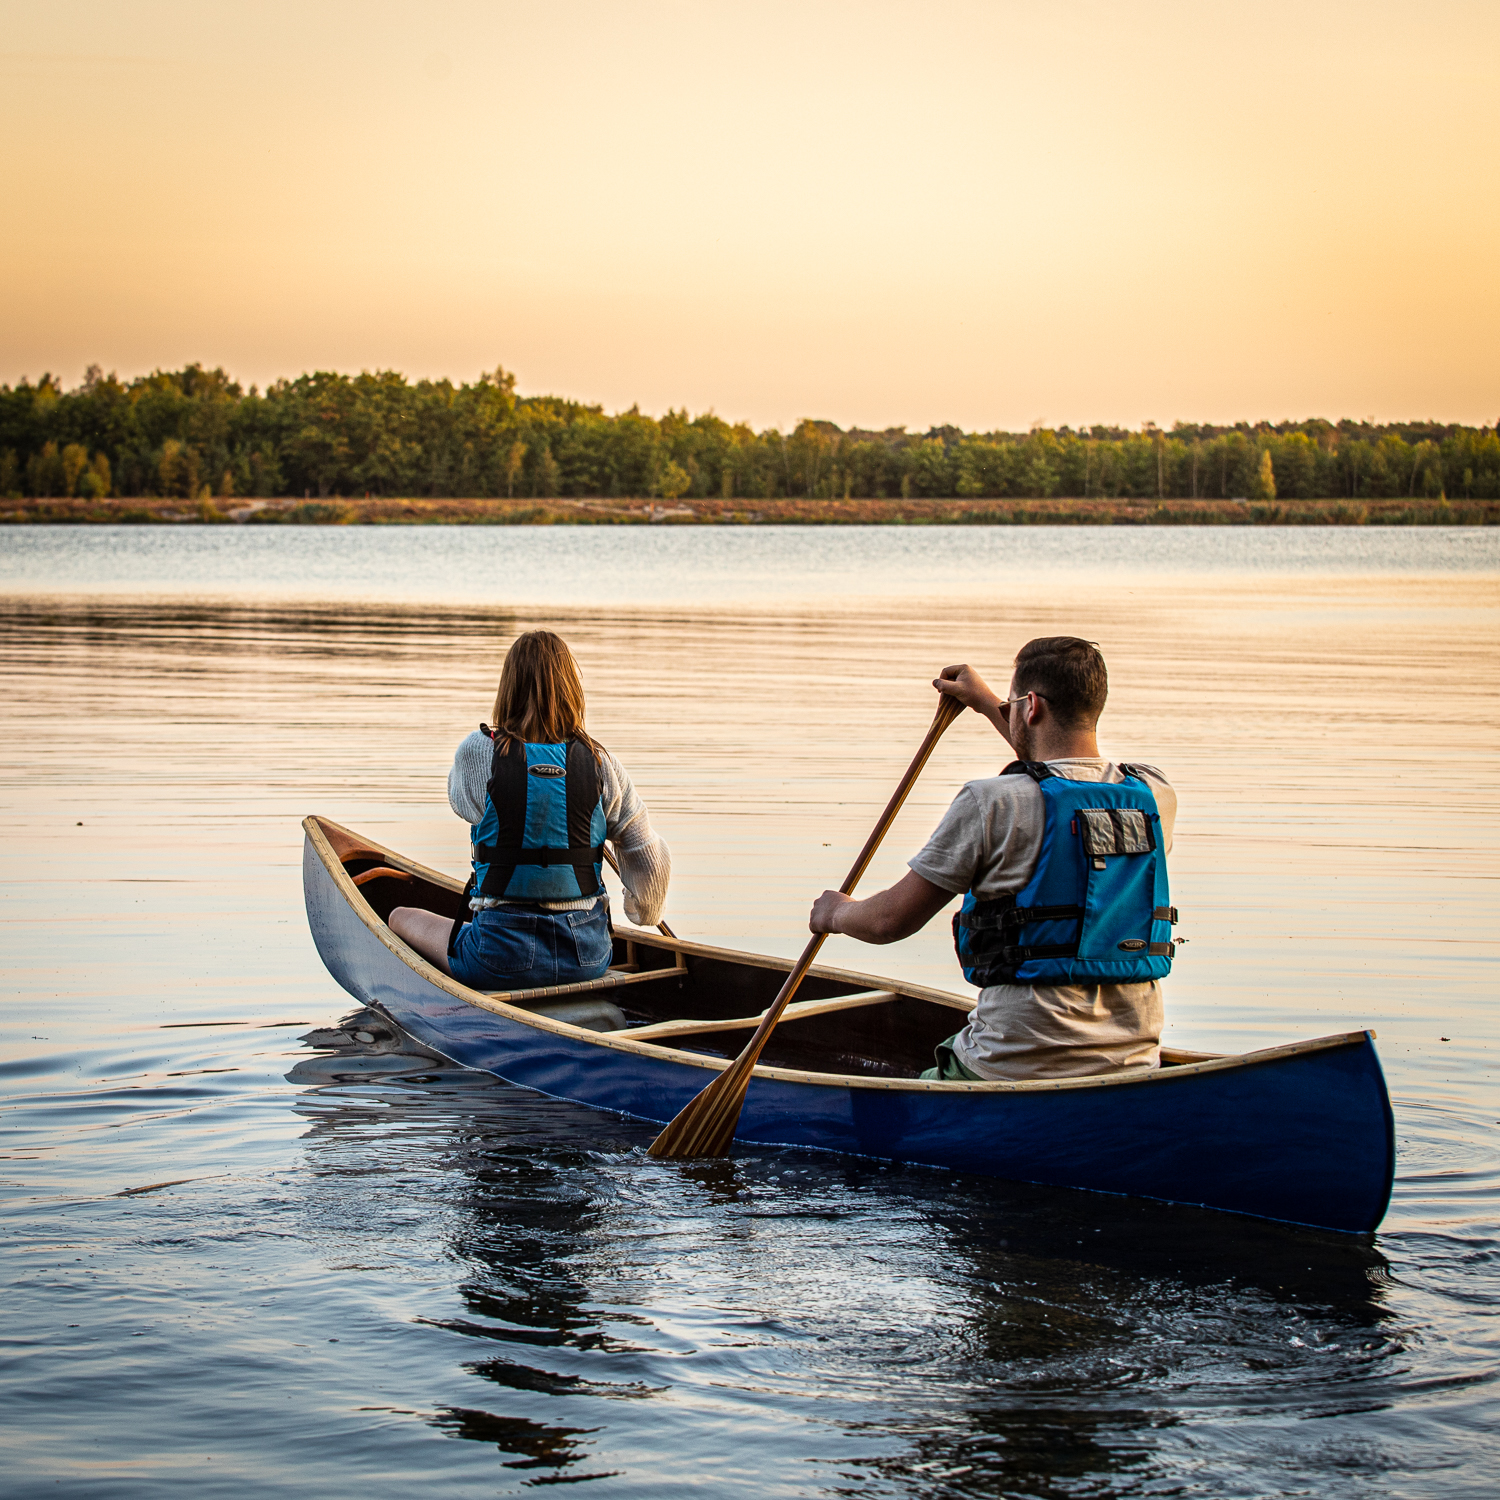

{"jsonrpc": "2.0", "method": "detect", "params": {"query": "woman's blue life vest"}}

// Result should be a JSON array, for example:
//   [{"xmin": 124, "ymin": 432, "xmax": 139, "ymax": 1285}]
[
  {"xmin": 469, "ymin": 727, "xmax": 608, "ymax": 903},
  {"xmin": 952, "ymin": 761, "xmax": 1179, "ymax": 989}
]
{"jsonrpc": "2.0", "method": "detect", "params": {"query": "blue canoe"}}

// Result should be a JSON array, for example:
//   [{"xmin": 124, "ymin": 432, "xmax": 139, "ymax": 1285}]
[{"xmin": 303, "ymin": 816, "xmax": 1396, "ymax": 1234}]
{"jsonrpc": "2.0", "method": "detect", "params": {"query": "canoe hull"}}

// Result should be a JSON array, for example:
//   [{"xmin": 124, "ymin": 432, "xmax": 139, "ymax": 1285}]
[{"xmin": 303, "ymin": 828, "xmax": 1395, "ymax": 1234}]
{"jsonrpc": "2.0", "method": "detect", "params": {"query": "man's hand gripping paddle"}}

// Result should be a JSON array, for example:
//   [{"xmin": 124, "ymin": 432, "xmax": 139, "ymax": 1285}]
[{"xmin": 647, "ymin": 693, "xmax": 965, "ymax": 1160}]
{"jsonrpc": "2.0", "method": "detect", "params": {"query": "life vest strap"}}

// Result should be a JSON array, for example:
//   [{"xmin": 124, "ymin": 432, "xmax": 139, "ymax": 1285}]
[
  {"xmin": 1000, "ymin": 760, "xmax": 1054, "ymax": 781},
  {"xmin": 998, "ymin": 939, "xmax": 1175, "ymax": 964},
  {"xmin": 476, "ymin": 842, "xmax": 605, "ymax": 868},
  {"xmin": 1009, "ymin": 902, "xmax": 1084, "ymax": 925},
  {"xmin": 997, "ymin": 942, "xmax": 1080, "ymax": 963},
  {"xmin": 954, "ymin": 901, "xmax": 1083, "ymax": 931}
]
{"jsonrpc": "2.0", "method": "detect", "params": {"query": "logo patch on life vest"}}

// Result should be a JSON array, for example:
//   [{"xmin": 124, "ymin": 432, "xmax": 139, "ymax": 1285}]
[
  {"xmin": 1117, "ymin": 938, "xmax": 1147, "ymax": 951},
  {"xmin": 529, "ymin": 764, "xmax": 566, "ymax": 777}
]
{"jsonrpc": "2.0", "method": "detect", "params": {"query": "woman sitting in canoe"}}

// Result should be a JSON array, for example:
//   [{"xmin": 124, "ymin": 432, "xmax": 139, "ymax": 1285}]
[{"xmin": 390, "ymin": 630, "xmax": 670, "ymax": 990}]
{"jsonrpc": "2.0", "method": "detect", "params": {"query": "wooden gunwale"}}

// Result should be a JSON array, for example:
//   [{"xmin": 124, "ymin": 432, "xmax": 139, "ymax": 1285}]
[{"xmin": 305, "ymin": 815, "xmax": 1375, "ymax": 1095}]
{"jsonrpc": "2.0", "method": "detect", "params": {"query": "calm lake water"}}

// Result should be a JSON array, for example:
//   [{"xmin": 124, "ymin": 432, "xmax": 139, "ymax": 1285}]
[{"xmin": 2, "ymin": 526, "xmax": 1497, "ymax": 1497}]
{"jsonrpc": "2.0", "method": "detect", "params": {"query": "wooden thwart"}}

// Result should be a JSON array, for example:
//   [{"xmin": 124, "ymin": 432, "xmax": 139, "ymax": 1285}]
[
  {"xmin": 352, "ymin": 865, "xmax": 413, "ymax": 887},
  {"xmin": 625, "ymin": 989, "xmax": 899, "ymax": 1043},
  {"xmin": 1160, "ymin": 1045, "xmax": 1227, "ymax": 1065}
]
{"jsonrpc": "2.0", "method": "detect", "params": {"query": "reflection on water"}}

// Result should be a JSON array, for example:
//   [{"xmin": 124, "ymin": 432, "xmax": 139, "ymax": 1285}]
[
  {"xmin": 1, "ymin": 531, "xmax": 1497, "ymax": 1495},
  {"xmin": 274, "ymin": 1043, "xmax": 1422, "ymax": 1495}
]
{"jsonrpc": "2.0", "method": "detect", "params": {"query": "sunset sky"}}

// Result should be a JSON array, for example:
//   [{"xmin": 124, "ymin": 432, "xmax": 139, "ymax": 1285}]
[{"xmin": 3, "ymin": 0, "xmax": 1497, "ymax": 431}]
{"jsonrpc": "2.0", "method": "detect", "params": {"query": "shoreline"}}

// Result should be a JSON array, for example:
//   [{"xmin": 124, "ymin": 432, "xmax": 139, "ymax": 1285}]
[{"xmin": 2, "ymin": 496, "xmax": 1496, "ymax": 526}]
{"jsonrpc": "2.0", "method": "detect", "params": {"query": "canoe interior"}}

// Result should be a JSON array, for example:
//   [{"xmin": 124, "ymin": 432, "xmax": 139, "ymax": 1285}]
[
  {"xmin": 335, "ymin": 821, "xmax": 1229, "ymax": 1080},
  {"xmin": 340, "ymin": 842, "xmax": 971, "ymax": 1078}
]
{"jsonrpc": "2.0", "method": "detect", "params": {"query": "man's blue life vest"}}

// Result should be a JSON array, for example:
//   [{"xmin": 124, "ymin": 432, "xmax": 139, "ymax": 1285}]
[
  {"xmin": 952, "ymin": 761, "xmax": 1178, "ymax": 988},
  {"xmin": 470, "ymin": 728, "xmax": 607, "ymax": 903}
]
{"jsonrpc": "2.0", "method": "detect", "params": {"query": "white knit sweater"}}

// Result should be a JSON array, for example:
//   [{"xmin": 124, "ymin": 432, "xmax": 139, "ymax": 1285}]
[{"xmin": 447, "ymin": 731, "xmax": 671, "ymax": 928}]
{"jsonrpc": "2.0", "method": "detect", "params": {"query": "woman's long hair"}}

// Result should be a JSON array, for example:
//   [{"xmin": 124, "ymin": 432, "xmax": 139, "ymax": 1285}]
[{"xmin": 490, "ymin": 631, "xmax": 603, "ymax": 757}]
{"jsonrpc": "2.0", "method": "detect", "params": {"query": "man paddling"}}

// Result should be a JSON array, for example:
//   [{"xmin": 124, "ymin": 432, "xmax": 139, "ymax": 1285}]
[{"xmin": 808, "ymin": 637, "xmax": 1178, "ymax": 1081}]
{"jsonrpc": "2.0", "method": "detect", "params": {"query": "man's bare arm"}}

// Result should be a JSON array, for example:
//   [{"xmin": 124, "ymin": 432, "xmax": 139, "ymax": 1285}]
[{"xmin": 808, "ymin": 869, "xmax": 955, "ymax": 944}]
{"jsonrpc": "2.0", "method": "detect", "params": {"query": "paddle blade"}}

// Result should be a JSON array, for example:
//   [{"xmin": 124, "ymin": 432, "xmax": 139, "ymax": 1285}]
[{"xmin": 647, "ymin": 1056, "xmax": 753, "ymax": 1159}]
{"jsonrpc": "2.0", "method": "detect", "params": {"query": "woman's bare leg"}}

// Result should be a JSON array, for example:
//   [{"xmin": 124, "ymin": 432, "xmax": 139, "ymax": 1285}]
[{"xmin": 389, "ymin": 907, "xmax": 457, "ymax": 975}]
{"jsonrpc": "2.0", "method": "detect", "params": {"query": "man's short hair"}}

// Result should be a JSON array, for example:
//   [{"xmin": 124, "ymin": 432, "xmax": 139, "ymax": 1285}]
[{"xmin": 1013, "ymin": 637, "xmax": 1108, "ymax": 728}]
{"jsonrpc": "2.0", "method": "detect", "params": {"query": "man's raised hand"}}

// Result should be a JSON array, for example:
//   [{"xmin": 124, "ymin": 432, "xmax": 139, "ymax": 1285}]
[
  {"xmin": 934, "ymin": 663, "xmax": 1001, "ymax": 714},
  {"xmin": 934, "ymin": 663, "xmax": 1021, "ymax": 749}
]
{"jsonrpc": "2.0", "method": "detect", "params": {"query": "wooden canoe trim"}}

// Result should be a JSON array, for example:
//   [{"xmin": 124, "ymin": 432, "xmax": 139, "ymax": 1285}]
[
  {"xmin": 303, "ymin": 816, "xmax": 1377, "ymax": 1096},
  {"xmin": 351, "ymin": 865, "xmax": 414, "ymax": 887},
  {"xmin": 484, "ymin": 964, "xmax": 688, "ymax": 1004},
  {"xmin": 626, "ymin": 989, "xmax": 899, "ymax": 1042}
]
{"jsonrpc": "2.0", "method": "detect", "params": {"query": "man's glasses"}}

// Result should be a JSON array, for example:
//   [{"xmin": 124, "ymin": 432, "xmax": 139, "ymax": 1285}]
[{"xmin": 998, "ymin": 692, "xmax": 1044, "ymax": 716}]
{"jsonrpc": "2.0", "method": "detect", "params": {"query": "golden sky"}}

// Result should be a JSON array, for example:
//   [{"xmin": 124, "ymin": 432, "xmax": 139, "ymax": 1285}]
[{"xmin": 2, "ymin": 0, "xmax": 1497, "ymax": 429}]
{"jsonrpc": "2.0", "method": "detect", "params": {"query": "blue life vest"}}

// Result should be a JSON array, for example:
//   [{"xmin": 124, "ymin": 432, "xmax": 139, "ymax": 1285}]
[
  {"xmin": 471, "ymin": 729, "xmax": 607, "ymax": 902},
  {"xmin": 952, "ymin": 761, "xmax": 1178, "ymax": 988}
]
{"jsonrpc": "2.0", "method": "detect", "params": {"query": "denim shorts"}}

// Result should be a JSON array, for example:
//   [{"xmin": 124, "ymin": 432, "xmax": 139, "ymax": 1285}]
[{"xmin": 447, "ymin": 900, "xmax": 613, "ymax": 992}]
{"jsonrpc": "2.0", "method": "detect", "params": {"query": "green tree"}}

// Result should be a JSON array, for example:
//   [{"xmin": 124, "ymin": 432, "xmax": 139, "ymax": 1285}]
[
  {"xmin": 158, "ymin": 438, "xmax": 185, "ymax": 497},
  {"xmin": 27, "ymin": 440, "xmax": 64, "ymax": 496},
  {"xmin": 504, "ymin": 440, "xmax": 527, "ymax": 498},
  {"xmin": 1270, "ymin": 433, "xmax": 1316, "ymax": 499},
  {"xmin": 658, "ymin": 460, "xmax": 691, "ymax": 501},
  {"xmin": 907, "ymin": 437, "xmax": 954, "ymax": 497},
  {"xmin": 80, "ymin": 451, "xmax": 111, "ymax": 499},
  {"xmin": 535, "ymin": 442, "xmax": 561, "ymax": 498},
  {"xmin": 60, "ymin": 443, "xmax": 90, "ymax": 496},
  {"xmin": 1249, "ymin": 447, "xmax": 1277, "ymax": 500}
]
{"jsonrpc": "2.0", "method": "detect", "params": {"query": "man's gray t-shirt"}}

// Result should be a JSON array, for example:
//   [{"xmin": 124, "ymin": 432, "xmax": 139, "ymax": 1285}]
[{"xmin": 908, "ymin": 758, "xmax": 1176, "ymax": 1081}]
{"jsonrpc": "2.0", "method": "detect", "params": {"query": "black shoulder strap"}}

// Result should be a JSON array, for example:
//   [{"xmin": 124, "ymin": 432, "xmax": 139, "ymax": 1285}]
[
  {"xmin": 564, "ymin": 739, "xmax": 603, "ymax": 898},
  {"xmin": 999, "ymin": 760, "xmax": 1053, "ymax": 782},
  {"xmin": 480, "ymin": 735, "xmax": 528, "ymax": 897}
]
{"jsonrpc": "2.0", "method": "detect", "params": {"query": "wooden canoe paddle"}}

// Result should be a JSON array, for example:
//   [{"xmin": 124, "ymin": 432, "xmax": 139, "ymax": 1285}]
[
  {"xmin": 647, "ymin": 691, "xmax": 965, "ymax": 1159},
  {"xmin": 603, "ymin": 843, "xmax": 677, "ymax": 940}
]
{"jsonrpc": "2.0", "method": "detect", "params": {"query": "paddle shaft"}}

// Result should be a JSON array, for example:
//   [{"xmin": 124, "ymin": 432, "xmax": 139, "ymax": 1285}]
[
  {"xmin": 647, "ymin": 692, "xmax": 965, "ymax": 1159},
  {"xmin": 603, "ymin": 843, "xmax": 676, "ymax": 940}
]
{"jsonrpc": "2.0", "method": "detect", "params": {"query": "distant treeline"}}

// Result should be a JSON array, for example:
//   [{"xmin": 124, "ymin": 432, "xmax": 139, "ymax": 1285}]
[{"xmin": 3, "ymin": 364, "xmax": 1498, "ymax": 503}]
